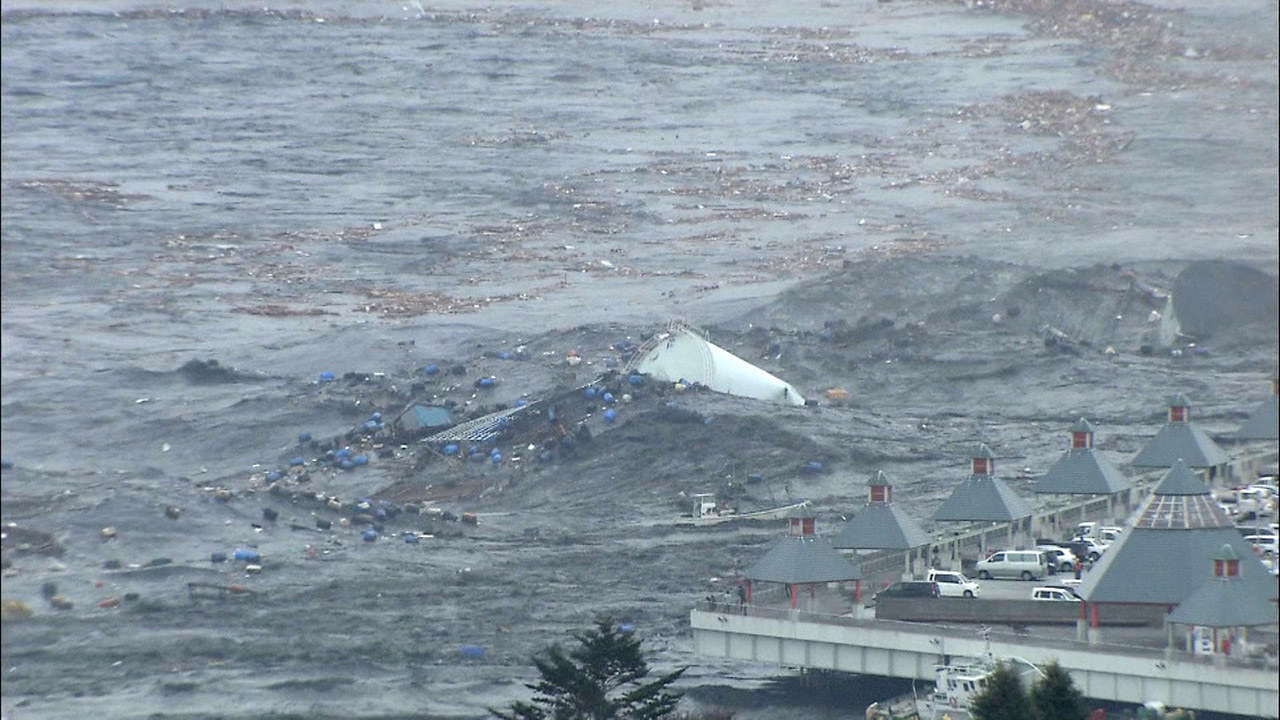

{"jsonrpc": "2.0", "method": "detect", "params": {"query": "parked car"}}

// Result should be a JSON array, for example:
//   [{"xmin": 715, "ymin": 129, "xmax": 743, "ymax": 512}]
[
  {"xmin": 1072, "ymin": 522, "xmax": 1120, "ymax": 542},
  {"xmin": 1035, "ymin": 545, "xmax": 1079, "ymax": 573},
  {"xmin": 873, "ymin": 581, "xmax": 940, "ymax": 605},
  {"xmin": 975, "ymin": 550, "xmax": 1048, "ymax": 581},
  {"xmin": 1245, "ymin": 534, "xmax": 1278, "ymax": 557},
  {"xmin": 1072, "ymin": 537, "xmax": 1110, "ymax": 561},
  {"xmin": 1031, "ymin": 586, "xmax": 1080, "ymax": 602},
  {"xmin": 927, "ymin": 569, "xmax": 981, "ymax": 598}
]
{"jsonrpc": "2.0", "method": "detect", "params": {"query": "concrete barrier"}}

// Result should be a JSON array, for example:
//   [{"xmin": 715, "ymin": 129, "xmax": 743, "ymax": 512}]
[{"xmin": 875, "ymin": 597, "xmax": 1165, "ymax": 626}]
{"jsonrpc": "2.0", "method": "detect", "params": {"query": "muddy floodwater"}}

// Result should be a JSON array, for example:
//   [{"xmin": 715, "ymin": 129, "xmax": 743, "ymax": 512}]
[{"xmin": 2, "ymin": 0, "xmax": 1277, "ymax": 718}]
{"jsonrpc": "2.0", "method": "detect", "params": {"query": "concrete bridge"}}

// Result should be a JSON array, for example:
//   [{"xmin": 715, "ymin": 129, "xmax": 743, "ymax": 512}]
[{"xmin": 691, "ymin": 603, "xmax": 1279, "ymax": 718}]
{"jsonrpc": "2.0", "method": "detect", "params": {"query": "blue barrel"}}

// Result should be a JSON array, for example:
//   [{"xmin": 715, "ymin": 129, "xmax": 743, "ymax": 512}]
[
  {"xmin": 320, "ymin": 371, "xmax": 335, "ymax": 382},
  {"xmin": 443, "ymin": 444, "xmax": 459, "ymax": 456},
  {"xmin": 584, "ymin": 387, "xmax": 597, "ymax": 399},
  {"xmin": 210, "ymin": 552, "xmax": 228, "ymax": 563},
  {"xmin": 804, "ymin": 460, "xmax": 823, "ymax": 472},
  {"xmin": 364, "ymin": 420, "xmax": 379, "ymax": 431},
  {"xmin": 514, "ymin": 398, "xmax": 526, "ymax": 407},
  {"xmin": 340, "ymin": 459, "xmax": 354, "ymax": 470},
  {"xmin": 298, "ymin": 432, "xmax": 312, "ymax": 443},
  {"xmin": 362, "ymin": 529, "xmax": 378, "ymax": 542},
  {"xmin": 604, "ymin": 409, "xmax": 617, "ymax": 423},
  {"xmin": 603, "ymin": 392, "xmax": 614, "ymax": 404},
  {"xmin": 289, "ymin": 456, "xmax": 304, "ymax": 467},
  {"xmin": 266, "ymin": 470, "xmax": 282, "ymax": 482},
  {"xmin": 619, "ymin": 624, "xmax": 634, "ymax": 634},
  {"xmin": 424, "ymin": 364, "xmax": 440, "ymax": 376},
  {"xmin": 460, "ymin": 644, "xmax": 485, "ymax": 659},
  {"xmin": 491, "ymin": 453, "xmax": 502, "ymax": 465},
  {"xmin": 233, "ymin": 549, "xmax": 260, "ymax": 562},
  {"xmin": 628, "ymin": 374, "xmax": 644, "ymax": 386},
  {"xmin": 498, "ymin": 351, "xmax": 514, "ymax": 360},
  {"xmin": 476, "ymin": 376, "xmax": 496, "ymax": 389},
  {"xmin": 336, "ymin": 448, "xmax": 352, "ymax": 460},
  {"xmin": 404, "ymin": 533, "xmax": 420, "ymax": 544},
  {"xmin": 490, "ymin": 448, "xmax": 501, "ymax": 457},
  {"xmin": 353, "ymin": 455, "xmax": 369, "ymax": 466},
  {"xmin": 371, "ymin": 412, "xmax": 382, "ymax": 422}
]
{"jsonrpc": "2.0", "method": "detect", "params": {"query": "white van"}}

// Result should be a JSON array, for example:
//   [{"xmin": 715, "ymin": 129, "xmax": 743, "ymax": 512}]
[{"xmin": 975, "ymin": 550, "xmax": 1048, "ymax": 581}]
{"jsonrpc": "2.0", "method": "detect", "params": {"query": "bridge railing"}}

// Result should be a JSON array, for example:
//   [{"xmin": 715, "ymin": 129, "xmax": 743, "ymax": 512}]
[{"xmin": 693, "ymin": 601, "xmax": 1278, "ymax": 671}]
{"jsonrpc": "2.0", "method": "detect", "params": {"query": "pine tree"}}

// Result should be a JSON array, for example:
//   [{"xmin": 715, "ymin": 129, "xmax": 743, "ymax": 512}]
[
  {"xmin": 492, "ymin": 618, "xmax": 686, "ymax": 720},
  {"xmin": 1030, "ymin": 661, "xmax": 1086, "ymax": 720},
  {"xmin": 968, "ymin": 661, "xmax": 1033, "ymax": 720}
]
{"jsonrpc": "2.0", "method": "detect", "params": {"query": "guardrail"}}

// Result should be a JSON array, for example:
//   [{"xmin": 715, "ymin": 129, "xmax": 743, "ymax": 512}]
[{"xmin": 692, "ymin": 600, "xmax": 1278, "ymax": 671}]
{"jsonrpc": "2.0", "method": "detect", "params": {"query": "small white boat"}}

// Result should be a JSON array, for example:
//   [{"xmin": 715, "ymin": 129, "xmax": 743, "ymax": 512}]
[
  {"xmin": 866, "ymin": 654, "xmax": 1043, "ymax": 720},
  {"xmin": 674, "ymin": 494, "xmax": 810, "ymax": 526}
]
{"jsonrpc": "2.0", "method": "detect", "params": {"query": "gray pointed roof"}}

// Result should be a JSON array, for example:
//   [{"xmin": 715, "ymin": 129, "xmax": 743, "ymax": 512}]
[
  {"xmin": 868, "ymin": 470, "xmax": 894, "ymax": 487},
  {"xmin": 745, "ymin": 535, "xmax": 862, "ymax": 584},
  {"xmin": 933, "ymin": 475, "xmax": 1032, "ymax": 522},
  {"xmin": 1168, "ymin": 578, "xmax": 1279, "ymax": 627},
  {"xmin": 1071, "ymin": 417, "xmax": 1095, "ymax": 433},
  {"xmin": 1234, "ymin": 395, "xmax": 1278, "ymax": 441},
  {"xmin": 833, "ymin": 502, "xmax": 931, "ymax": 550},
  {"xmin": 971, "ymin": 443, "xmax": 995, "ymax": 459},
  {"xmin": 1131, "ymin": 423, "xmax": 1229, "ymax": 468},
  {"xmin": 1167, "ymin": 392, "xmax": 1192, "ymax": 407},
  {"xmin": 1078, "ymin": 481, "xmax": 1278, "ymax": 605},
  {"xmin": 1132, "ymin": 461, "xmax": 1230, "ymax": 528},
  {"xmin": 1034, "ymin": 449, "xmax": 1132, "ymax": 495},
  {"xmin": 1078, "ymin": 528, "xmax": 1277, "ymax": 605},
  {"xmin": 1152, "ymin": 459, "xmax": 1212, "ymax": 496},
  {"xmin": 1168, "ymin": 545, "xmax": 1278, "ymax": 627}
]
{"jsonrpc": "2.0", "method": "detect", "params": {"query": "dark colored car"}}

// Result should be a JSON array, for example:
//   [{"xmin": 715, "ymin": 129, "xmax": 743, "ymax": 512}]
[{"xmin": 873, "ymin": 581, "xmax": 941, "ymax": 605}]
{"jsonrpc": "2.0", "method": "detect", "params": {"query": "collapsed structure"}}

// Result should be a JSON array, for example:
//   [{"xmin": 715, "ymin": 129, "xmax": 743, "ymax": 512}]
[{"xmin": 628, "ymin": 321, "xmax": 806, "ymax": 406}]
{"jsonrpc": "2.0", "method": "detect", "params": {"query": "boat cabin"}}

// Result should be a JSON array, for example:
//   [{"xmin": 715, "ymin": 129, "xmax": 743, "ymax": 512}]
[{"xmin": 692, "ymin": 493, "xmax": 720, "ymax": 518}]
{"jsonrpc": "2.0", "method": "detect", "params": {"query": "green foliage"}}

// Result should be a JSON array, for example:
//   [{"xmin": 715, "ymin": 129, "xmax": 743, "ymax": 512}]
[
  {"xmin": 1029, "ymin": 662, "xmax": 1086, "ymax": 720},
  {"xmin": 969, "ymin": 662, "xmax": 1033, "ymax": 720},
  {"xmin": 492, "ymin": 618, "xmax": 687, "ymax": 720}
]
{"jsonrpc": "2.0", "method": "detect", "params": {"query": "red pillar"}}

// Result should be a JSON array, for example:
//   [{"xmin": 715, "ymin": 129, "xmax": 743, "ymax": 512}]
[
  {"xmin": 790, "ymin": 584, "xmax": 798, "ymax": 609},
  {"xmin": 855, "ymin": 580, "xmax": 862, "ymax": 604},
  {"xmin": 1079, "ymin": 601, "xmax": 1087, "ymax": 622},
  {"xmin": 1090, "ymin": 603, "xmax": 1099, "ymax": 628},
  {"xmin": 746, "ymin": 581, "xmax": 753, "ymax": 604}
]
